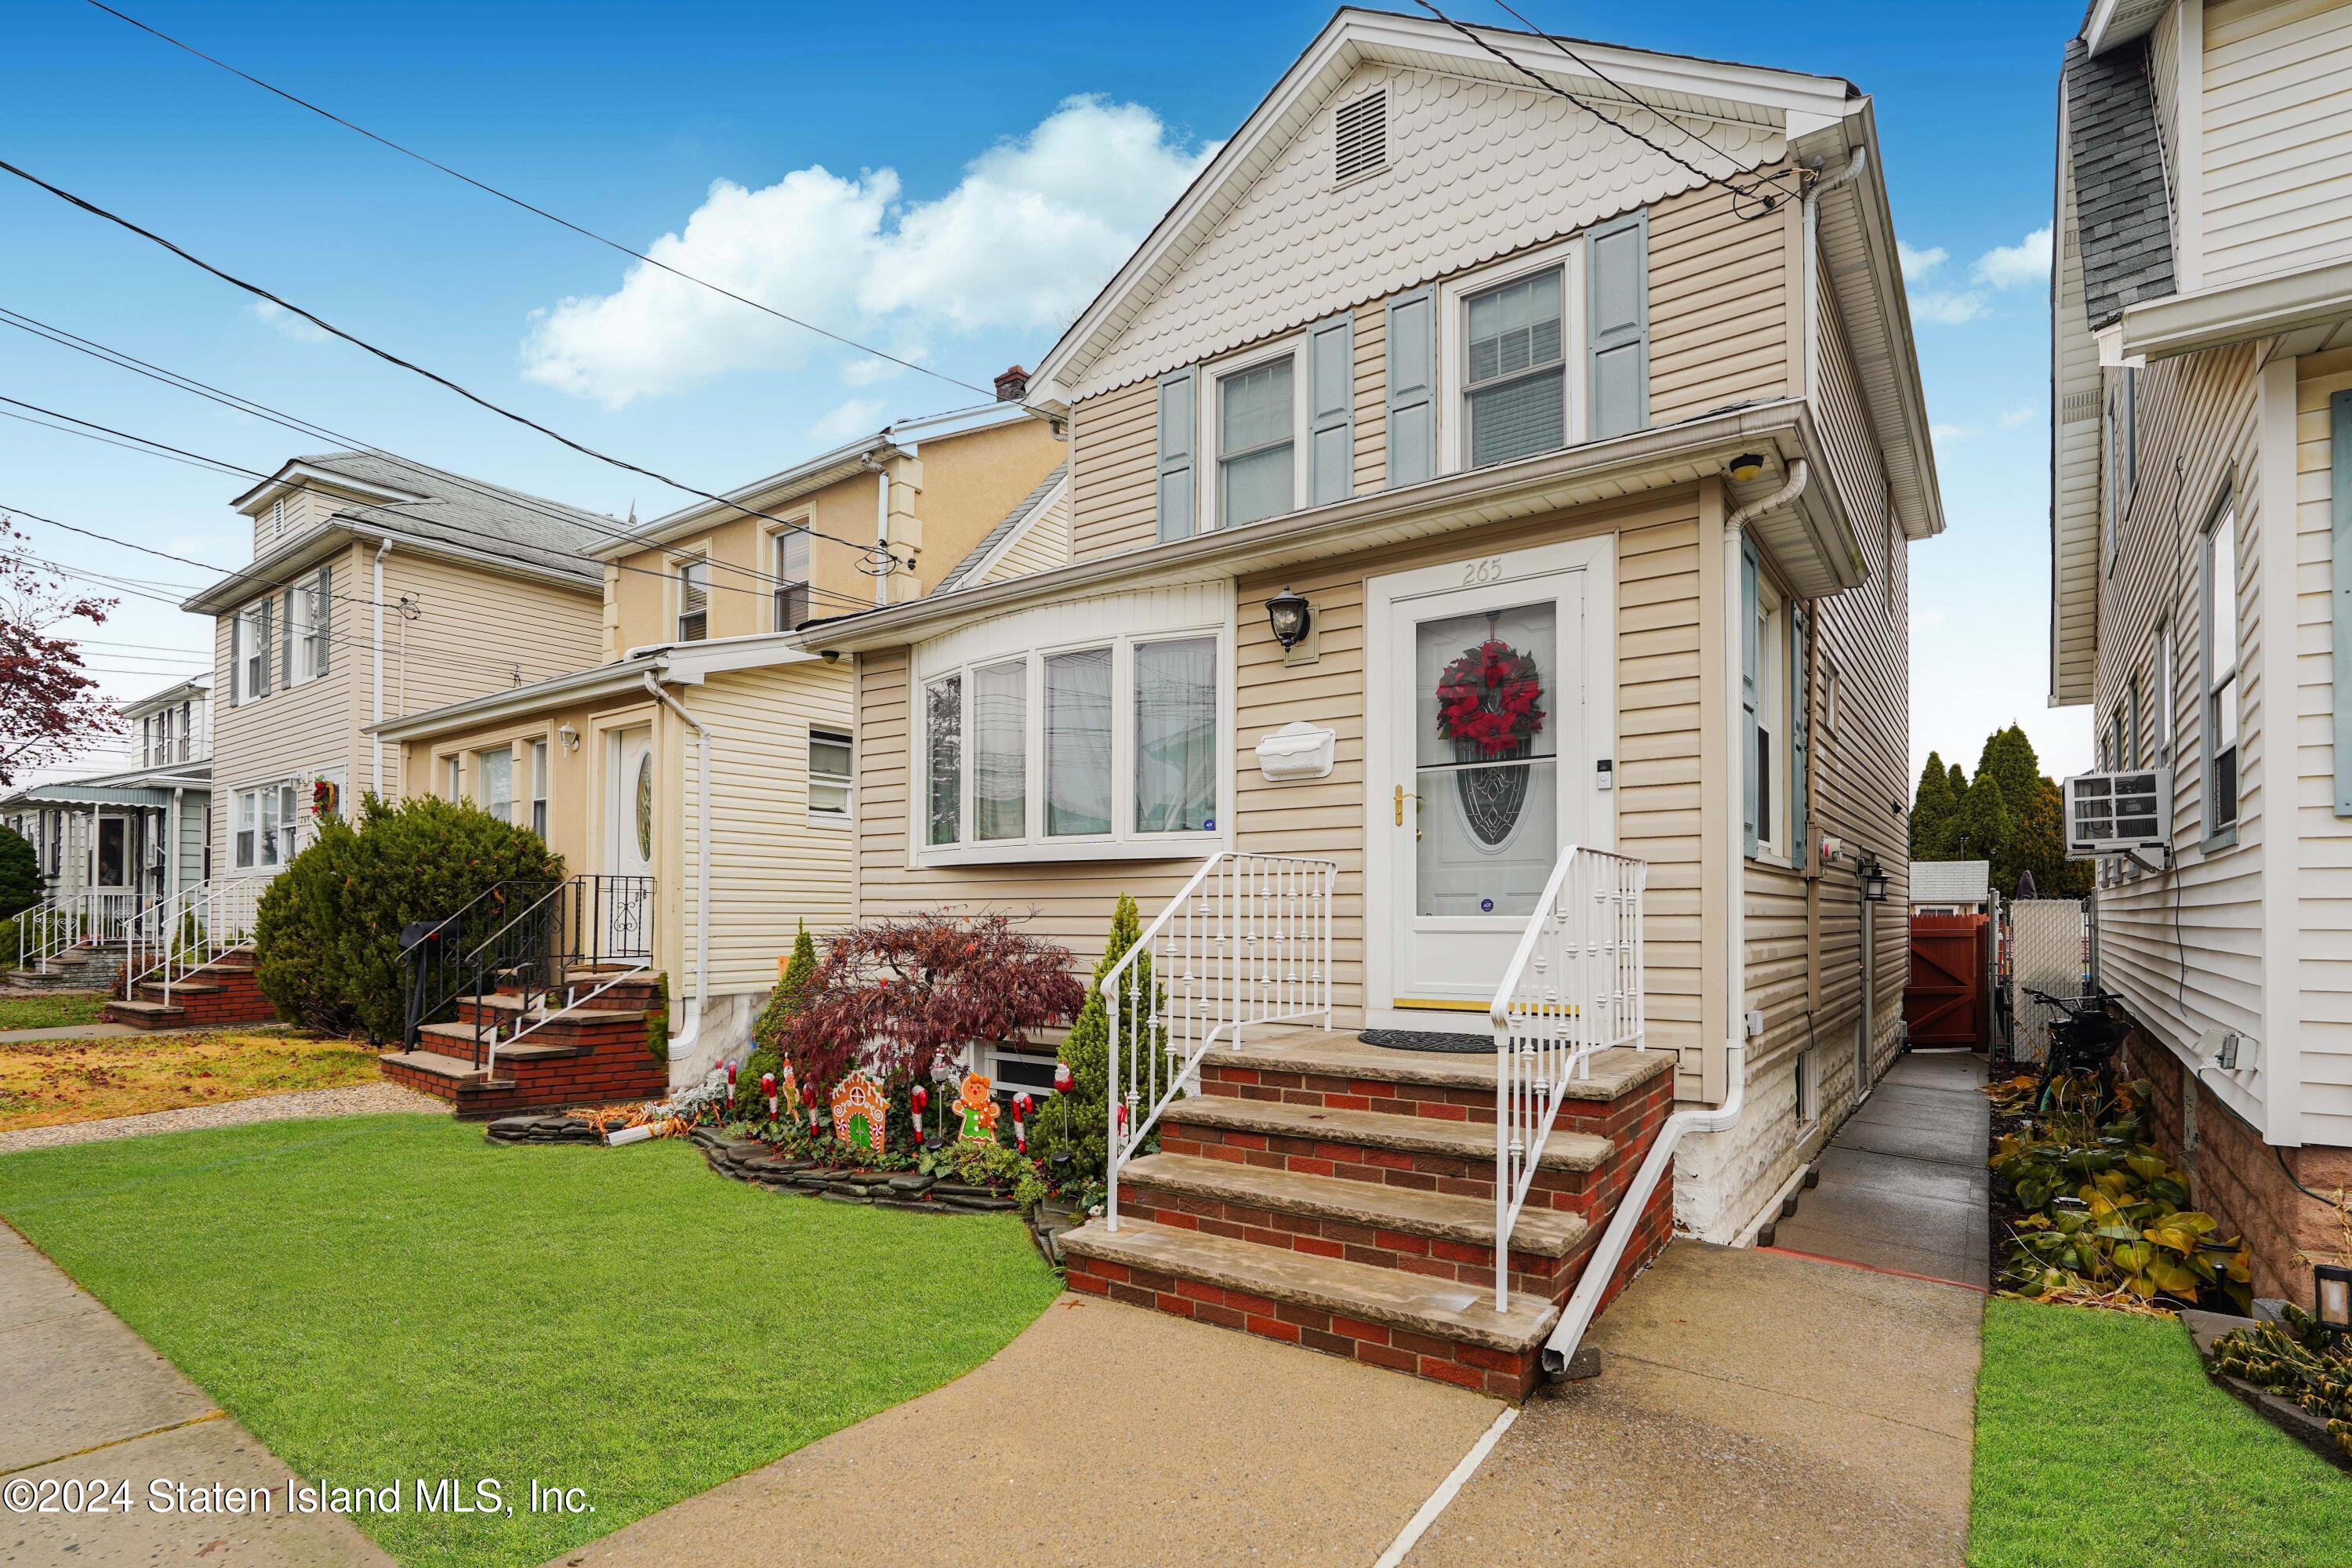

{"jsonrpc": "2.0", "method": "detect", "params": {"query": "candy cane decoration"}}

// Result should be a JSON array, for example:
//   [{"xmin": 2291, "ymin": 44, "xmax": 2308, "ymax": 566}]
[
  {"xmin": 1014, "ymin": 1093, "xmax": 1033, "ymax": 1153},
  {"xmin": 761, "ymin": 1072, "xmax": 776, "ymax": 1123},
  {"xmin": 800, "ymin": 1080, "xmax": 820, "ymax": 1135},
  {"xmin": 910, "ymin": 1083, "xmax": 930, "ymax": 1146}
]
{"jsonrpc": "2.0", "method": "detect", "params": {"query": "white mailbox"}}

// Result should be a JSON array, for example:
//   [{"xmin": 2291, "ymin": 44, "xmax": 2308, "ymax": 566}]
[{"xmin": 1254, "ymin": 720, "xmax": 1336, "ymax": 782}]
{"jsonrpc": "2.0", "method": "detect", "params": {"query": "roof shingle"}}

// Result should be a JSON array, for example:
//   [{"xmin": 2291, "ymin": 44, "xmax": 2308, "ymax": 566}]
[{"xmin": 2065, "ymin": 36, "xmax": 2176, "ymax": 331}]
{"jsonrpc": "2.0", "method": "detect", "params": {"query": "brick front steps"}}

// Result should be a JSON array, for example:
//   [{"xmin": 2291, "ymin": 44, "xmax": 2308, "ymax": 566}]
[
  {"xmin": 379, "ymin": 969, "xmax": 669, "ymax": 1118},
  {"xmin": 101, "ymin": 948, "xmax": 277, "ymax": 1029},
  {"xmin": 1061, "ymin": 1031, "xmax": 1678, "ymax": 1401}
]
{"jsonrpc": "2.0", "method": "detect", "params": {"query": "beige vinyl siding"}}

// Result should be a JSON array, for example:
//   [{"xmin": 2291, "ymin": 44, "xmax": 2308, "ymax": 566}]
[
  {"xmin": 1813, "ymin": 254, "xmax": 1880, "ymax": 523},
  {"xmin": 209, "ymin": 542, "xmax": 602, "ymax": 873},
  {"xmin": 2154, "ymin": 0, "xmax": 2183, "ymax": 216},
  {"xmin": 1069, "ymin": 377, "xmax": 1162, "ymax": 564},
  {"xmin": 977, "ymin": 484, "xmax": 1073, "ymax": 584},
  {"xmin": 2088, "ymin": 341, "xmax": 2267, "ymax": 1129},
  {"xmin": 1648, "ymin": 181, "xmax": 1791, "ymax": 424},
  {"xmin": 2292, "ymin": 350, "xmax": 2352, "ymax": 1143},
  {"xmin": 2202, "ymin": 0, "xmax": 2352, "ymax": 286},
  {"xmin": 681, "ymin": 661, "xmax": 855, "ymax": 996},
  {"xmin": 1068, "ymin": 186, "xmax": 1792, "ymax": 565},
  {"xmin": 397, "ymin": 688, "xmax": 654, "ymax": 885}
]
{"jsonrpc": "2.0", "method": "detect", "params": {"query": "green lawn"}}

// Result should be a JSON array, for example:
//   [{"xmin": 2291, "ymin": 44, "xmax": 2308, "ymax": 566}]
[
  {"xmin": 0, "ymin": 1116, "xmax": 1062, "ymax": 1568},
  {"xmin": 0, "ymin": 991, "xmax": 108, "ymax": 1031},
  {"xmin": 1969, "ymin": 1298, "xmax": 2352, "ymax": 1567}
]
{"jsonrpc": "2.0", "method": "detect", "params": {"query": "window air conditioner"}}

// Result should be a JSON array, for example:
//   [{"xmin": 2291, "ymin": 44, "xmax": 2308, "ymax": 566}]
[{"xmin": 2062, "ymin": 768, "xmax": 2171, "ymax": 858}]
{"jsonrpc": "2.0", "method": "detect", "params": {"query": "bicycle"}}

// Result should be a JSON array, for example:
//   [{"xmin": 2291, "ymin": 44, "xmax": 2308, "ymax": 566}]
[{"xmin": 2023, "ymin": 987, "xmax": 2129, "ymax": 1115}]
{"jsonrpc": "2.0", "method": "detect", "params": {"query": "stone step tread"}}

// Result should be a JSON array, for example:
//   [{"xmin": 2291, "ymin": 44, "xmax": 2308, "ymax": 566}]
[
  {"xmin": 1164, "ymin": 1095, "xmax": 1612, "ymax": 1171},
  {"xmin": 103, "ymin": 999, "xmax": 186, "ymax": 1018},
  {"xmin": 379, "ymin": 1049, "xmax": 509, "ymax": 1087},
  {"xmin": 1061, "ymin": 1217, "xmax": 1557, "ymax": 1354},
  {"xmin": 1210, "ymin": 1033, "xmax": 1675, "ymax": 1102},
  {"xmin": 140, "ymin": 981, "xmax": 223, "ymax": 996},
  {"xmin": 1121, "ymin": 1152, "xmax": 1592, "ymax": 1258},
  {"xmin": 463, "ymin": 988, "xmax": 652, "ymax": 1015}
]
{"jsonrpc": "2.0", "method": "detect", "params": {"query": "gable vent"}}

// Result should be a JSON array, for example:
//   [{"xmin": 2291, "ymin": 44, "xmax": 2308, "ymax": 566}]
[{"xmin": 1334, "ymin": 89, "xmax": 1388, "ymax": 185}]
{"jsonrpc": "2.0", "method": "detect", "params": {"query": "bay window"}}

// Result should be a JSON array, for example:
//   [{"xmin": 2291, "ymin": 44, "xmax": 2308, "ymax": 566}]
[
  {"xmin": 918, "ymin": 623, "xmax": 1226, "ymax": 862},
  {"xmin": 233, "ymin": 780, "xmax": 301, "ymax": 869}
]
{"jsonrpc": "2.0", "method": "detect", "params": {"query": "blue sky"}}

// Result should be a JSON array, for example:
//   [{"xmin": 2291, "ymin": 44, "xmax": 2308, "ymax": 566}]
[{"xmin": 3, "ymin": 0, "xmax": 2085, "ymax": 783}]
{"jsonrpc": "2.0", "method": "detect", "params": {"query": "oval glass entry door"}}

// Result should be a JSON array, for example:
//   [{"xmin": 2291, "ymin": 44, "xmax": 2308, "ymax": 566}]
[{"xmin": 1414, "ymin": 601, "xmax": 1559, "ymax": 918}]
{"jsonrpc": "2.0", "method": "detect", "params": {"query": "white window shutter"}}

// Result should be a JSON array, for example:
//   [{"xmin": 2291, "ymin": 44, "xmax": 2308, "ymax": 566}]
[
  {"xmin": 1156, "ymin": 368, "xmax": 1196, "ymax": 543},
  {"xmin": 314, "ymin": 568, "xmax": 332, "ymax": 677},
  {"xmin": 1588, "ymin": 211, "xmax": 1649, "ymax": 439},
  {"xmin": 1741, "ymin": 536, "xmax": 1759, "ymax": 858},
  {"xmin": 1385, "ymin": 288, "xmax": 1436, "ymax": 486},
  {"xmin": 1308, "ymin": 314, "xmax": 1355, "ymax": 506}
]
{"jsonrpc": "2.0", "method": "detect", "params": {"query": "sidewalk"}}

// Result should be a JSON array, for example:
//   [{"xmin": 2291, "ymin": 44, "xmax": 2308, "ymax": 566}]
[{"xmin": 0, "ymin": 1220, "xmax": 392, "ymax": 1566}]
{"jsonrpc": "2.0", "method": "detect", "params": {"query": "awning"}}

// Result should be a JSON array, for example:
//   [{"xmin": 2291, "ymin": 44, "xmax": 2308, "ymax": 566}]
[{"xmin": 0, "ymin": 782, "xmax": 178, "ymax": 811}]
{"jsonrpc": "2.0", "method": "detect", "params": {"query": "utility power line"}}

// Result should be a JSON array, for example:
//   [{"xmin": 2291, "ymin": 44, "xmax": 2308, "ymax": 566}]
[
  {"xmin": 0, "ymin": 154, "xmax": 924, "ymax": 576},
  {"xmin": 82, "ymin": 0, "xmax": 1031, "ymax": 412},
  {"xmin": 0, "ymin": 307, "xmax": 876, "ymax": 614}
]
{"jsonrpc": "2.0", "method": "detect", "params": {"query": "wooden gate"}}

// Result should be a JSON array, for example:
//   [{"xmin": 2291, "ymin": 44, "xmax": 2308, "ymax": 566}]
[{"xmin": 1905, "ymin": 913, "xmax": 1987, "ymax": 1048}]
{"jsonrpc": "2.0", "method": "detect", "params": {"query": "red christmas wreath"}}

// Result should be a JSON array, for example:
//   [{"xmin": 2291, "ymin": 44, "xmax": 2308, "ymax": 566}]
[{"xmin": 1435, "ymin": 639, "xmax": 1547, "ymax": 757}]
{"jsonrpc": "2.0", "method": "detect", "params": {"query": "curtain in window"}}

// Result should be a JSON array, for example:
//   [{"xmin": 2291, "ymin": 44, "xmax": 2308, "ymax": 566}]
[
  {"xmin": 1218, "ymin": 359, "xmax": 1294, "ymax": 528},
  {"xmin": 972, "ymin": 661, "xmax": 1026, "ymax": 840},
  {"xmin": 926, "ymin": 676, "xmax": 962, "ymax": 845},
  {"xmin": 1045, "ymin": 648, "xmax": 1112, "ymax": 836},
  {"xmin": 479, "ymin": 750, "xmax": 513, "ymax": 822},
  {"xmin": 1467, "ymin": 270, "xmax": 1565, "ymax": 468},
  {"xmin": 1134, "ymin": 638, "xmax": 1217, "ymax": 833}
]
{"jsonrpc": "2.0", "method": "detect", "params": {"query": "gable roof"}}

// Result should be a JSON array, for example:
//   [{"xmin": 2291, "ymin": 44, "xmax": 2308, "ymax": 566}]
[
  {"xmin": 2063, "ymin": 37, "xmax": 2176, "ymax": 332},
  {"xmin": 1909, "ymin": 860, "xmax": 1991, "ymax": 906},
  {"xmin": 935, "ymin": 464, "xmax": 1068, "ymax": 593},
  {"xmin": 1029, "ymin": 6, "xmax": 1856, "ymax": 406}
]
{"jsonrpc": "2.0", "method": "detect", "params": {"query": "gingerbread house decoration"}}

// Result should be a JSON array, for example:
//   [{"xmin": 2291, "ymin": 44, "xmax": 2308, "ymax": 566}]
[{"xmin": 830, "ymin": 1072, "xmax": 888, "ymax": 1158}]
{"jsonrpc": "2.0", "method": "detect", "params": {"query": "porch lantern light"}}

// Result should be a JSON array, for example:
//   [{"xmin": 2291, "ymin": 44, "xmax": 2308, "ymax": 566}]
[
  {"xmin": 1862, "ymin": 858, "xmax": 1891, "ymax": 904},
  {"xmin": 1727, "ymin": 452, "xmax": 1768, "ymax": 485},
  {"xmin": 1265, "ymin": 587, "xmax": 1313, "ymax": 652},
  {"xmin": 557, "ymin": 722, "xmax": 580, "ymax": 753},
  {"xmin": 2318, "ymin": 1261, "xmax": 2352, "ymax": 1335}
]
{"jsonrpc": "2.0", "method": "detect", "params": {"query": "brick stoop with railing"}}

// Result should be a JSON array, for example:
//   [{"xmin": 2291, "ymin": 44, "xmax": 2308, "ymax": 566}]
[
  {"xmin": 379, "ymin": 967, "xmax": 670, "ymax": 1118},
  {"xmin": 1057, "ymin": 845, "xmax": 1673, "ymax": 1403},
  {"xmin": 102, "ymin": 947, "xmax": 278, "ymax": 1029}
]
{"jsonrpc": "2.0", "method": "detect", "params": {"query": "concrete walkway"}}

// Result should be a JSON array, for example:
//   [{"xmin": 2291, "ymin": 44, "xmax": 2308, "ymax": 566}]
[
  {"xmin": 554, "ymin": 1294, "xmax": 1502, "ymax": 1568},
  {"xmin": 0, "ymin": 1221, "xmax": 392, "ymax": 1566},
  {"xmin": 1766, "ymin": 1050, "xmax": 1991, "ymax": 1288},
  {"xmin": 1407, "ymin": 1242, "xmax": 1984, "ymax": 1567},
  {"xmin": 0, "ymin": 1022, "xmax": 143, "ymax": 1043}
]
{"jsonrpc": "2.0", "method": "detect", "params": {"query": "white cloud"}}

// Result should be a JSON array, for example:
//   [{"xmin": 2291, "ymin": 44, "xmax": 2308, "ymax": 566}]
[
  {"xmin": 1910, "ymin": 289, "xmax": 1988, "ymax": 325},
  {"xmin": 804, "ymin": 397, "xmax": 887, "ymax": 448},
  {"xmin": 1931, "ymin": 423, "xmax": 1976, "ymax": 445},
  {"xmin": 252, "ymin": 299, "xmax": 329, "ymax": 345},
  {"xmin": 1973, "ymin": 227, "xmax": 2053, "ymax": 289},
  {"xmin": 1998, "ymin": 404, "xmax": 2039, "ymax": 430},
  {"xmin": 1896, "ymin": 241, "xmax": 1947, "ymax": 281},
  {"xmin": 522, "ymin": 96, "xmax": 1218, "ymax": 408}
]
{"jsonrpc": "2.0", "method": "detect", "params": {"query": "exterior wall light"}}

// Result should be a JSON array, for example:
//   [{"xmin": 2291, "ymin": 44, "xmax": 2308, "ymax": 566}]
[
  {"xmin": 1862, "ymin": 858, "xmax": 1890, "ymax": 903},
  {"xmin": 557, "ymin": 723, "xmax": 580, "ymax": 753},
  {"xmin": 1727, "ymin": 452, "xmax": 1768, "ymax": 484},
  {"xmin": 1265, "ymin": 587, "xmax": 1313, "ymax": 652},
  {"xmin": 2317, "ymin": 1261, "xmax": 2352, "ymax": 1334}
]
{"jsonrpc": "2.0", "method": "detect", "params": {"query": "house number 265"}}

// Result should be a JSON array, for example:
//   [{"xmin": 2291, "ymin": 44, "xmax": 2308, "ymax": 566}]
[{"xmin": 1461, "ymin": 557, "xmax": 1506, "ymax": 586}]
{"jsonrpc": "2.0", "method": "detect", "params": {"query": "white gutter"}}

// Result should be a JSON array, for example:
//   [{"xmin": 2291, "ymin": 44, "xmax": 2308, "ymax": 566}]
[
  {"xmin": 640, "ymin": 673, "xmax": 710, "ymax": 1063},
  {"xmin": 1541, "ymin": 459, "xmax": 1809, "ymax": 1380},
  {"xmin": 372, "ymin": 538, "xmax": 393, "ymax": 796}
]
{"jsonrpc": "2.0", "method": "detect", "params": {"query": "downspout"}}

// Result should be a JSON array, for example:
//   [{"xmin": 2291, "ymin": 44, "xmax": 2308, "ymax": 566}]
[
  {"xmin": 641, "ymin": 672, "xmax": 710, "ymax": 1065},
  {"xmin": 873, "ymin": 466, "xmax": 891, "ymax": 608},
  {"xmin": 372, "ymin": 538, "xmax": 393, "ymax": 797},
  {"xmin": 1540, "ymin": 458, "xmax": 1809, "ymax": 1381}
]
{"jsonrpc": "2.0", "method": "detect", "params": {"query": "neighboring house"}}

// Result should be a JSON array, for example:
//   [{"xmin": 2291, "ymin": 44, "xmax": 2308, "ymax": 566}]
[
  {"xmin": 805, "ymin": 2, "xmax": 1939, "ymax": 1388},
  {"xmin": 1910, "ymin": 858, "xmax": 1992, "ymax": 916},
  {"xmin": 378, "ymin": 387, "xmax": 1062, "ymax": 1088},
  {"xmin": 181, "ymin": 452, "xmax": 614, "ymax": 886},
  {"xmin": 2049, "ymin": 0, "xmax": 2352, "ymax": 1305},
  {"xmin": 2, "ymin": 675, "xmax": 212, "ymax": 949}
]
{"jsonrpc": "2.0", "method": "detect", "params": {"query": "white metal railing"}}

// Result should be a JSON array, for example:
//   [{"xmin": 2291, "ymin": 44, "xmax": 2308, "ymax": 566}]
[
  {"xmin": 14, "ymin": 889, "xmax": 141, "ymax": 972},
  {"xmin": 1488, "ymin": 845, "xmax": 1648, "ymax": 1312},
  {"xmin": 1103, "ymin": 851, "xmax": 1337, "ymax": 1230},
  {"xmin": 122, "ymin": 878, "xmax": 266, "ymax": 1003}
]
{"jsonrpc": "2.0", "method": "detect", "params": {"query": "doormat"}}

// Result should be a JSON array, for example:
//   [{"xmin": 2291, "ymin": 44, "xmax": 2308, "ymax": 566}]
[{"xmin": 1360, "ymin": 1029, "xmax": 1490, "ymax": 1054}]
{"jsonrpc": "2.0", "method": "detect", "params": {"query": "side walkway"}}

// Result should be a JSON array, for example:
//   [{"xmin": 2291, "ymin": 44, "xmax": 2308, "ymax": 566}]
[{"xmin": 0, "ymin": 1221, "xmax": 393, "ymax": 1566}]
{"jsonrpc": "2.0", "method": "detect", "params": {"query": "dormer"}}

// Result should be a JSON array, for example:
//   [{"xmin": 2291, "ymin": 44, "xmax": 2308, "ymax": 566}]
[{"xmin": 230, "ymin": 458, "xmax": 429, "ymax": 557}]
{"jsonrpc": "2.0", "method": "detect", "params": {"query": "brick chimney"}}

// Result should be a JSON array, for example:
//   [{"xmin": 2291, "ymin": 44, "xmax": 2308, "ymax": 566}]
[{"xmin": 994, "ymin": 365, "xmax": 1029, "ymax": 402}]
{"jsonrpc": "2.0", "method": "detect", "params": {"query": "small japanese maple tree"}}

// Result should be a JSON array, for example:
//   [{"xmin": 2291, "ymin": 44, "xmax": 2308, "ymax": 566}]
[
  {"xmin": 0, "ymin": 517, "xmax": 118, "ymax": 786},
  {"xmin": 784, "ymin": 913, "xmax": 1083, "ymax": 1090}
]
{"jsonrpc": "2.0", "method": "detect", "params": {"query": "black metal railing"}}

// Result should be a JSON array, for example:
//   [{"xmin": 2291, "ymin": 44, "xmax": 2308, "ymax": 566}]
[{"xmin": 400, "ymin": 875, "xmax": 655, "ymax": 1063}]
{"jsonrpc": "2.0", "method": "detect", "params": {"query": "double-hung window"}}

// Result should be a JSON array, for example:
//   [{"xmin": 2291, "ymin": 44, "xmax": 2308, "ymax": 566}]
[
  {"xmin": 676, "ymin": 555, "xmax": 710, "ymax": 643},
  {"xmin": 299, "ymin": 568, "xmax": 331, "ymax": 681},
  {"xmin": 444, "ymin": 755, "xmax": 463, "ymax": 801},
  {"xmin": 2205, "ymin": 501, "xmax": 2240, "ymax": 836},
  {"xmin": 1465, "ymin": 267, "xmax": 1566, "ymax": 469},
  {"xmin": 234, "ymin": 599, "xmax": 273, "ymax": 704},
  {"xmin": 1217, "ymin": 357, "xmax": 1296, "ymax": 529},
  {"xmin": 234, "ymin": 782, "xmax": 299, "ymax": 869},
  {"xmin": 530, "ymin": 741, "xmax": 549, "ymax": 838},
  {"xmin": 1752, "ymin": 577, "xmax": 1787, "ymax": 855},
  {"xmin": 920, "ymin": 627, "xmax": 1223, "ymax": 859},
  {"xmin": 476, "ymin": 747, "xmax": 514, "ymax": 824},
  {"xmin": 809, "ymin": 728, "xmax": 852, "ymax": 823},
  {"xmin": 773, "ymin": 528, "xmax": 812, "ymax": 631}
]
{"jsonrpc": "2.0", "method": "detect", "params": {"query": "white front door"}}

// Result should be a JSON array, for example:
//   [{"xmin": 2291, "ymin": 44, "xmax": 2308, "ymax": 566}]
[
  {"xmin": 605, "ymin": 726, "xmax": 655, "ymax": 959},
  {"xmin": 1367, "ymin": 537, "xmax": 1613, "ymax": 1029}
]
